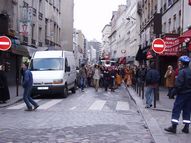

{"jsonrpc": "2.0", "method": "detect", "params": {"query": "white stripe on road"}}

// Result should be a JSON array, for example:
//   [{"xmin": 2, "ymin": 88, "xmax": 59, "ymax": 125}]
[
  {"xmin": 7, "ymin": 100, "xmax": 41, "ymax": 109},
  {"xmin": 154, "ymin": 44, "xmax": 164, "ymax": 48},
  {"xmin": 116, "ymin": 101, "xmax": 129, "ymax": 111},
  {"xmin": 38, "ymin": 99, "xmax": 63, "ymax": 110},
  {"xmin": 0, "ymin": 42, "xmax": 9, "ymax": 45},
  {"xmin": 89, "ymin": 100, "xmax": 106, "ymax": 111}
]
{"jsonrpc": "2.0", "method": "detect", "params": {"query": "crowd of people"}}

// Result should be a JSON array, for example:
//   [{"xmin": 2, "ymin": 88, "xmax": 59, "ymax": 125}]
[{"xmin": 77, "ymin": 63, "xmax": 148, "ymax": 92}]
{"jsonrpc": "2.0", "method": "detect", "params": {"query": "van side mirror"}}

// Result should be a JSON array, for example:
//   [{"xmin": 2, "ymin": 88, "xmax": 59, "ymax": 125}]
[{"xmin": 65, "ymin": 66, "xmax": 71, "ymax": 72}]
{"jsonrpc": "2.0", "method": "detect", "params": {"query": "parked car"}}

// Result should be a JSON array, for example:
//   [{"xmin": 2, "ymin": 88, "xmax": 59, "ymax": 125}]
[{"xmin": 30, "ymin": 50, "xmax": 76, "ymax": 98}]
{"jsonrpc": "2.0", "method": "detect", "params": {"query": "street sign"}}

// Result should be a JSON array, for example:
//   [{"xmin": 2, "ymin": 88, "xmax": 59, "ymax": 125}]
[
  {"xmin": 0, "ymin": 36, "xmax": 12, "ymax": 51},
  {"xmin": 152, "ymin": 38, "xmax": 166, "ymax": 54}
]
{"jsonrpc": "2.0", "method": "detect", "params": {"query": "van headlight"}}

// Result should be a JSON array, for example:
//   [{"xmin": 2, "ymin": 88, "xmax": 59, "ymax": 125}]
[{"xmin": 53, "ymin": 79, "xmax": 63, "ymax": 84}]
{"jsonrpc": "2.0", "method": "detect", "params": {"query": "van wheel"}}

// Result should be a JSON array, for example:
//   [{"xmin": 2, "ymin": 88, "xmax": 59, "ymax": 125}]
[
  {"xmin": 63, "ymin": 86, "xmax": 68, "ymax": 98},
  {"xmin": 71, "ymin": 85, "xmax": 76, "ymax": 94}
]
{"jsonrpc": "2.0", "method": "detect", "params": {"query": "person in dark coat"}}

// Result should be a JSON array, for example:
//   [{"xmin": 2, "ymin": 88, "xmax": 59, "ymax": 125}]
[
  {"xmin": 22, "ymin": 62, "xmax": 39, "ymax": 111},
  {"xmin": 0, "ymin": 64, "xmax": 10, "ymax": 103},
  {"xmin": 165, "ymin": 55, "xmax": 191, "ymax": 134},
  {"xmin": 145, "ymin": 62, "xmax": 160, "ymax": 108},
  {"xmin": 103, "ymin": 67, "xmax": 110, "ymax": 91}
]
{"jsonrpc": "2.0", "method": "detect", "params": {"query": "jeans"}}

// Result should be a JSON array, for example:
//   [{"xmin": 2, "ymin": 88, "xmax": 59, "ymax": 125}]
[
  {"xmin": 145, "ymin": 86, "xmax": 155, "ymax": 107},
  {"xmin": 80, "ymin": 77, "xmax": 85, "ymax": 91},
  {"xmin": 23, "ymin": 87, "xmax": 38, "ymax": 109}
]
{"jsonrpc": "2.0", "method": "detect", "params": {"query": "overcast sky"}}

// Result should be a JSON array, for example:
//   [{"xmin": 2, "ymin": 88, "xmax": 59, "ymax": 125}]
[{"xmin": 74, "ymin": 0, "xmax": 126, "ymax": 42}]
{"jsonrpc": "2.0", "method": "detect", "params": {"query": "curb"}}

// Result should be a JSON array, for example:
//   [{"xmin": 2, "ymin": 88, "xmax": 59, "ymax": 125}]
[
  {"xmin": 0, "ymin": 97, "xmax": 23, "ymax": 108},
  {"xmin": 126, "ymin": 86, "xmax": 170, "ymax": 143}
]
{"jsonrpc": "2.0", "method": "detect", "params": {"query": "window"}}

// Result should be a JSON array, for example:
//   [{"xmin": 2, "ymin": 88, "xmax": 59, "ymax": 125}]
[
  {"xmin": 31, "ymin": 58, "xmax": 63, "ymax": 71},
  {"xmin": 163, "ymin": 22, "xmax": 166, "ymax": 33},
  {"xmin": 168, "ymin": 18, "xmax": 171, "ymax": 33},
  {"xmin": 173, "ymin": 14, "xmax": 177, "ymax": 32}
]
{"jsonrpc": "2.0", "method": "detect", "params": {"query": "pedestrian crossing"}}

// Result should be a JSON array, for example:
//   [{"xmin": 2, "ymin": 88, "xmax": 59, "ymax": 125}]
[{"xmin": 6, "ymin": 99, "xmax": 130, "ymax": 112}]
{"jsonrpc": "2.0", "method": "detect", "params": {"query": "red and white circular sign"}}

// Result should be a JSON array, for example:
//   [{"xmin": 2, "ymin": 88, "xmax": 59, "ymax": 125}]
[
  {"xmin": 152, "ymin": 38, "xmax": 166, "ymax": 54},
  {"xmin": 0, "ymin": 36, "xmax": 12, "ymax": 51}
]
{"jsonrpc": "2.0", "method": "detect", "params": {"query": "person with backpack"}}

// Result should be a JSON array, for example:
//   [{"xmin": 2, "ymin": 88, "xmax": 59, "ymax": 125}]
[
  {"xmin": 164, "ymin": 55, "xmax": 191, "ymax": 134},
  {"xmin": 145, "ymin": 62, "xmax": 160, "ymax": 108}
]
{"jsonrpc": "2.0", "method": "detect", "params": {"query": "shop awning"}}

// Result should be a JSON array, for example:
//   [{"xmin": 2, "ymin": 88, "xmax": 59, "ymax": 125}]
[{"xmin": 179, "ymin": 29, "xmax": 191, "ymax": 39}]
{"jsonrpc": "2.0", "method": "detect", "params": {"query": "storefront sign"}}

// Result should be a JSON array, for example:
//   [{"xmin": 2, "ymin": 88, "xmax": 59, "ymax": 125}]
[{"xmin": 160, "ymin": 36, "xmax": 179, "ymax": 56}]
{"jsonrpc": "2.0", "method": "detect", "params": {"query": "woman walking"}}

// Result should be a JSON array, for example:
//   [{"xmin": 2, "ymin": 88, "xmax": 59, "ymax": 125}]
[
  {"xmin": 164, "ymin": 65, "xmax": 176, "ymax": 99},
  {"xmin": 93, "ymin": 64, "xmax": 101, "ymax": 92}
]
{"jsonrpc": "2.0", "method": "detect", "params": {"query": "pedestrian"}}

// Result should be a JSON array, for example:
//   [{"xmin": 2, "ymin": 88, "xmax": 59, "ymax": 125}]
[
  {"xmin": 145, "ymin": 62, "xmax": 160, "ymax": 108},
  {"xmin": 93, "ymin": 64, "xmax": 101, "ymax": 92},
  {"xmin": 164, "ymin": 65, "xmax": 176, "ymax": 99},
  {"xmin": 79, "ymin": 64, "xmax": 87, "ymax": 92},
  {"xmin": 164, "ymin": 55, "xmax": 191, "ymax": 134},
  {"xmin": 22, "ymin": 62, "xmax": 39, "ymax": 111},
  {"xmin": 103, "ymin": 67, "xmax": 110, "ymax": 91},
  {"xmin": 0, "ymin": 64, "xmax": 10, "ymax": 103}
]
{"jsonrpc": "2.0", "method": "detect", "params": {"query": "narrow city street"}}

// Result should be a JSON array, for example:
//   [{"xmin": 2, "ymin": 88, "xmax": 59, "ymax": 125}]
[{"xmin": 0, "ymin": 86, "xmax": 154, "ymax": 143}]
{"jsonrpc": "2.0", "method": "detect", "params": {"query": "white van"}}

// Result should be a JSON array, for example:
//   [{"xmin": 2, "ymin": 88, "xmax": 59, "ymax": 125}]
[{"xmin": 30, "ymin": 50, "xmax": 76, "ymax": 98}]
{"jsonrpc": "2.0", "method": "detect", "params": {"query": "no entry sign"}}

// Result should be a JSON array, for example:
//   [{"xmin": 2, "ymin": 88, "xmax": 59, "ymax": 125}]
[
  {"xmin": 0, "ymin": 36, "xmax": 12, "ymax": 51},
  {"xmin": 152, "ymin": 38, "xmax": 166, "ymax": 54}
]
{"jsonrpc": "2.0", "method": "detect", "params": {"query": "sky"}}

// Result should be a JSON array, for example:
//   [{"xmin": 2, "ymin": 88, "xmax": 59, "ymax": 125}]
[{"xmin": 74, "ymin": 0, "xmax": 127, "ymax": 42}]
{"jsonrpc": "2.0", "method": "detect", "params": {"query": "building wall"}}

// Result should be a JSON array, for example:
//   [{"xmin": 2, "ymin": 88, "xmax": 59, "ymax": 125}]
[
  {"xmin": 183, "ymin": 0, "xmax": 191, "ymax": 32},
  {"xmin": 107, "ymin": 0, "xmax": 140, "ymax": 64},
  {"xmin": 161, "ymin": 0, "xmax": 181, "ymax": 34},
  {"xmin": 60, "ymin": 0, "xmax": 74, "ymax": 51},
  {"xmin": 102, "ymin": 24, "xmax": 111, "ymax": 57}
]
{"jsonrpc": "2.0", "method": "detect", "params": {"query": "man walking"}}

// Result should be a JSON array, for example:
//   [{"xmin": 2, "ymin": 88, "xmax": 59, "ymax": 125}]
[
  {"xmin": 145, "ymin": 62, "xmax": 160, "ymax": 108},
  {"xmin": 164, "ymin": 55, "xmax": 191, "ymax": 134},
  {"xmin": 22, "ymin": 62, "xmax": 39, "ymax": 111}
]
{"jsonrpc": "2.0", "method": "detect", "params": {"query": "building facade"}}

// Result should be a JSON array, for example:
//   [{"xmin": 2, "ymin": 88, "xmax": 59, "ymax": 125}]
[
  {"xmin": 104, "ymin": 0, "xmax": 140, "ymax": 64},
  {"xmin": 101, "ymin": 24, "xmax": 111, "ymax": 59}
]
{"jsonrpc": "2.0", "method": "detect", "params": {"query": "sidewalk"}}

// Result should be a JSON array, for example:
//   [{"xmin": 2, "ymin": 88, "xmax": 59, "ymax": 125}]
[
  {"xmin": 127, "ymin": 86, "xmax": 191, "ymax": 143},
  {"xmin": 0, "ymin": 86, "xmax": 23, "ymax": 108}
]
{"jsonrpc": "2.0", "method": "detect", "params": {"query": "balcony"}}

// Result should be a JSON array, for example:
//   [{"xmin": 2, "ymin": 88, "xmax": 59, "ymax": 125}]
[
  {"xmin": 33, "ymin": 8, "xmax": 36, "ymax": 16},
  {"xmin": 39, "ymin": 12, "xmax": 43, "ymax": 20}
]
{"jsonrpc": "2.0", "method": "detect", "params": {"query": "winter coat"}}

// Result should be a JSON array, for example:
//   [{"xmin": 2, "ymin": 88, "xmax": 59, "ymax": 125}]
[
  {"xmin": 22, "ymin": 69, "xmax": 33, "ymax": 89},
  {"xmin": 0, "ymin": 71, "xmax": 10, "ymax": 101},
  {"xmin": 164, "ymin": 70, "xmax": 175, "ymax": 88},
  {"xmin": 145, "ymin": 68, "xmax": 160, "ymax": 87},
  {"xmin": 175, "ymin": 67, "xmax": 191, "ymax": 95}
]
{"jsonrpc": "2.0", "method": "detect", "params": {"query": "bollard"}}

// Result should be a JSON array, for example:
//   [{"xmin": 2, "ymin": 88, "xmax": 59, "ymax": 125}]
[
  {"xmin": 154, "ymin": 88, "xmax": 157, "ymax": 108},
  {"xmin": 142, "ymin": 84, "xmax": 144, "ymax": 99}
]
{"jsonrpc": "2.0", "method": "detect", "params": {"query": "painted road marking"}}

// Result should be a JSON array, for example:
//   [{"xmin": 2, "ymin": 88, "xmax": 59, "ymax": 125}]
[
  {"xmin": 7, "ymin": 100, "xmax": 41, "ymax": 109},
  {"xmin": 38, "ymin": 99, "xmax": 63, "ymax": 110},
  {"xmin": 116, "ymin": 101, "xmax": 130, "ymax": 111},
  {"xmin": 89, "ymin": 100, "xmax": 106, "ymax": 111}
]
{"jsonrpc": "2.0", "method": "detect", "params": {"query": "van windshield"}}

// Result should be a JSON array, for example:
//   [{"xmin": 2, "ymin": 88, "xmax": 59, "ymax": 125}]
[{"xmin": 30, "ymin": 58, "xmax": 63, "ymax": 71}]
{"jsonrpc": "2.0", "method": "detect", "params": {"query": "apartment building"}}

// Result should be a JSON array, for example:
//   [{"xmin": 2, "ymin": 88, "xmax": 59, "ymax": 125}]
[
  {"xmin": 105, "ymin": 0, "xmax": 140, "ymax": 64},
  {"xmin": 101, "ymin": 24, "xmax": 111, "ymax": 59}
]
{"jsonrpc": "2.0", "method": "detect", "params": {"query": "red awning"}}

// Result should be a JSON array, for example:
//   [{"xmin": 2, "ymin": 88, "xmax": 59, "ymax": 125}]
[{"xmin": 179, "ymin": 29, "xmax": 191, "ymax": 39}]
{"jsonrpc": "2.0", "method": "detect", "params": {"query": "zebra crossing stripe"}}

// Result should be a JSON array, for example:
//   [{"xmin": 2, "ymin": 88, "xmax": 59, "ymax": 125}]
[
  {"xmin": 116, "ymin": 101, "xmax": 129, "ymax": 111},
  {"xmin": 37, "ymin": 99, "xmax": 63, "ymax": 110},
  {"xmin": 7, "ymin": 100, "xmax": 41, "ymax": 109},
  {"xmin": 89, "ymin": 100, "xmax": 106, "ymax": 111}
]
